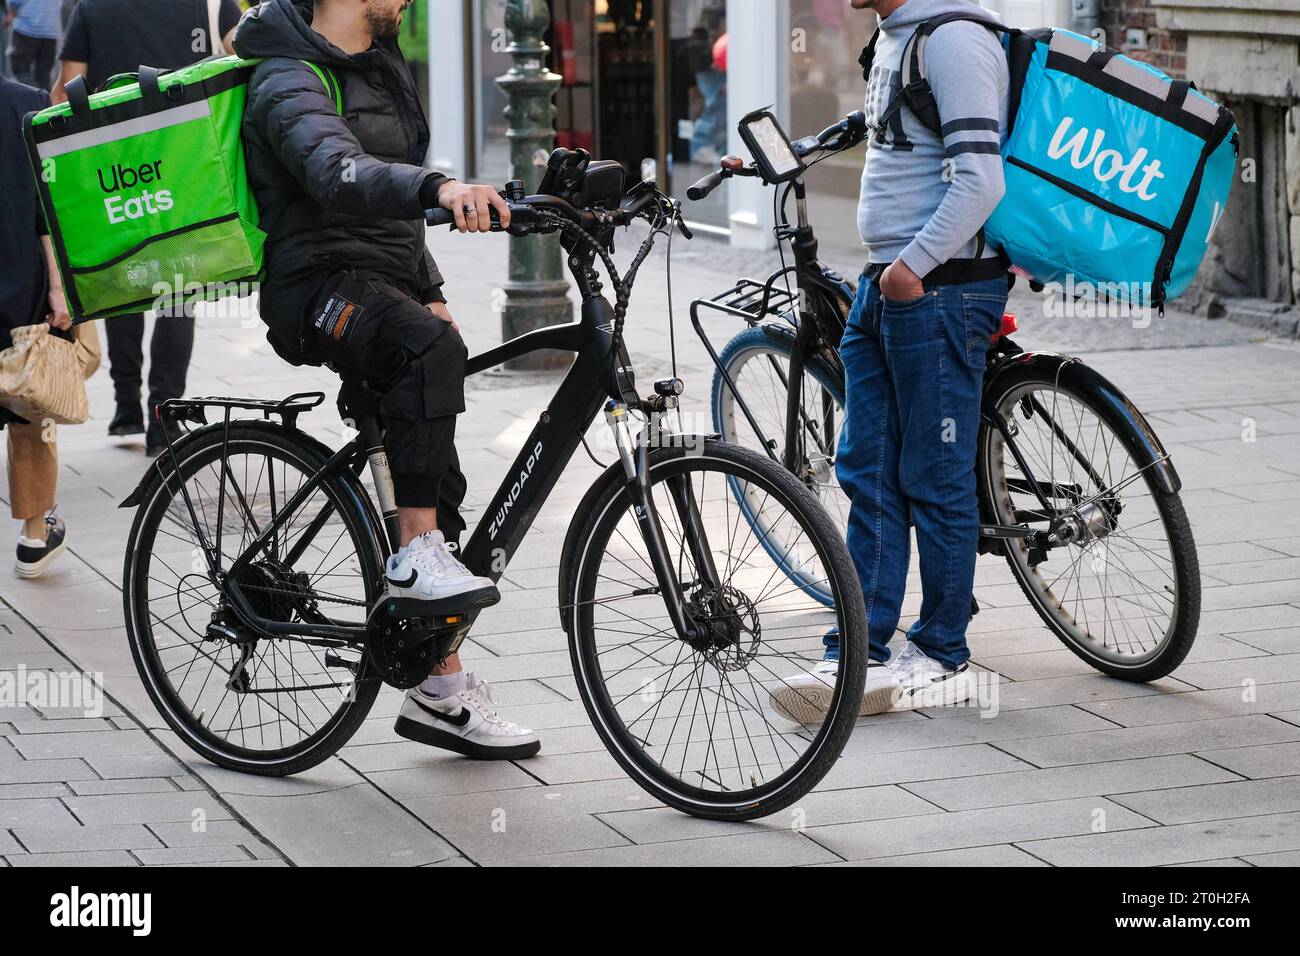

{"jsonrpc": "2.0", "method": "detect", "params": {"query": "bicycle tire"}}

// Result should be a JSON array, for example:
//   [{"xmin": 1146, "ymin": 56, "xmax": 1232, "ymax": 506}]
[{"xmin": 123, "ymin": 422, "xmax": 385, "ymax": 775}]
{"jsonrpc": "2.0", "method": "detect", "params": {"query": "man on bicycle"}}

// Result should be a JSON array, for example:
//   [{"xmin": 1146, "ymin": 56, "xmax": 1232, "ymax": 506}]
[
  {"xmin": 784, "ymin": 0, "xmax": 1009, "ymax": 717},
  {"xmin": 234, "ymin": 0, "xmax": 540, "ymax": 759}
]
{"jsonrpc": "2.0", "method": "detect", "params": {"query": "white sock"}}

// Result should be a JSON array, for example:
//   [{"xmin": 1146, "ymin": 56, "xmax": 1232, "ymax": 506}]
[{"xmin": 419, "ymin": 672, "xmax": 467, "ymax": 699}]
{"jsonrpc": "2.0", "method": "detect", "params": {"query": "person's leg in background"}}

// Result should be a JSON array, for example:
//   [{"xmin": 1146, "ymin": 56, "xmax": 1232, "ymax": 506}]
[
  {"xmin": 32, "ymin": 36, "xmax": 55, "ymax": 89},
  {"xmin": 8, "ymin": 31, "xmax": 37, "ymax": 87},
  {"xmin": 879, "ymin": 278, "xmax": 1005, "ymax": 706},
  {"xmin": 105, "ymin": 312, "xmax": 146, "ymax": 436},
  {"xmin": 144, "ymin": 312, "xmax": 196, "ymax": 453},
  {"xmin": 7, "ymin": 419, "xmax": 66, "ymax": 578},
  {"xmin": 836, "ymin": 277, "xmax": 913, "ymax": 667}
]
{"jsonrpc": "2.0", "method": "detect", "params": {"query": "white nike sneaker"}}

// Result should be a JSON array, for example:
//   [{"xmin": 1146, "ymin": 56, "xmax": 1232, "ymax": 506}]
[
  {"xmin": 394, "ymin": 673, "xmax": 541, "ymax": 760},
  {"xmin": 769, "ymin": 659, "xmax": 901, "ymax": 724},
  {"xmin": 889, "ymin": 640, "xmax": 975, "ymax": 710},
  {"xmin": 385, "ymin": 530, "xmax": 500, "ymax": 617}
]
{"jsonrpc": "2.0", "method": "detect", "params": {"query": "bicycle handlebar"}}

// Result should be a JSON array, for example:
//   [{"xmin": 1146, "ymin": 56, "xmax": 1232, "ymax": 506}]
[
  {"xmin": 686, "ymin": 169, "xmax": 727, "ymax": 202},
  {"xmin": 685, "ymin": 111, "xmax": 868, "ymax": 202}
]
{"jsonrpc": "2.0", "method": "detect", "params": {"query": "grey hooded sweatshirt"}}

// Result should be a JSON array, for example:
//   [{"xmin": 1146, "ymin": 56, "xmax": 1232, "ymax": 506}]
[{"xmin": 857, "ymin": 0, "xmax": 1008, "ymax": 276}]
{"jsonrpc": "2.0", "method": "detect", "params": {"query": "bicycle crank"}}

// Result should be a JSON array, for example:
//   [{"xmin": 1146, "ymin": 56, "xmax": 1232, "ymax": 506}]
[{"xmin": 364, "ymin": 601, "xmax": 475, "ymax": 689}]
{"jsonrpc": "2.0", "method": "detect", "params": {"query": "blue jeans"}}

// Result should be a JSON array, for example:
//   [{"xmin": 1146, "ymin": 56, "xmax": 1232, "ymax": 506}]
[
  {"xmin": 826, "ymin": 274, "xmax": 1006, "ymax": 668},
  {"xmin": 690, "ymin": 68, "xmax": 728, "ymax": 156}
]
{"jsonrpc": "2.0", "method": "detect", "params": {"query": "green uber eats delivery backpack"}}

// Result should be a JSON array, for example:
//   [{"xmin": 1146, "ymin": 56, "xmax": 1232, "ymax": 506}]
[{"xmin": 23, "ymin": 56, "xmax": 341, "ymax": 321}]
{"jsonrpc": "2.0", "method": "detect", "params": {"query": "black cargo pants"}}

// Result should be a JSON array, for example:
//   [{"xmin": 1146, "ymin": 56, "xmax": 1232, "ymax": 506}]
[{"xmin": 293, "ymin": 271, "xmax": 470, "ymax": 542}]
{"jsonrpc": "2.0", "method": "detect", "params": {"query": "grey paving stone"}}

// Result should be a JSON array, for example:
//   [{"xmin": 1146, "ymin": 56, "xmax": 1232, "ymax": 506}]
[
  {"xmin": 0, "ymin": 798, "xmax": 80, "ymax": 828},
  {"xmin": 506, "ymin": 829, "xmax": 840, "ymax": 867},
  {"xmin": 1229, "ymin": 628, "xmax": 1299, "ymax": 655},
  {"xmin": 903, "ymin": 754, "xmax": 1239, "ymax": 811},
  {"xmin": 1021, "ymin": 810, "xmax": 1300, "ymax": 866},
  {"xmin": 0, "ymin": 783, "xmax": 70, "ymax": 799},
  {"xmin": 823, "ymin": 844, "xmax": 1048, "ymax": 866},
  {"xmin": 145, "ymin": 819, "xmax": 265, "ymax": 849},
  {"xmin": 86, "ymin": 753, "xmax": 185, "ymax": 779},
  {"xmin": 217, "ymin": 785, "xmax": 458, "ymax": 866},
  {"xmin": 68, "ymin": 778, "xmax": 181, "ymax": 796},
  {"xmin": 3, "ymin": 717, "xmax": 120, "ymax": 735},
  {"xmin": 1077, "ymin": 682, "xmax": 1300, "ymax": 726},
  {"xmin": 1240, "ymin": 848, "xmax": 1300, "ymax": 866},
  {"xmin": 5, "ymin": 850, "xmax": 139, "ymax": 867},
  {"xmin": 997, "ymin": 715, "xmax": 1300, "ymax": 767},
  {"xmin": 1197, "ymin": 741, "xmax": 1300, "ymax": 779},
  {"xmin": 11, "ymin": 729, "xmax": 158, "ymax": 760},
  {"xmin": 1110, "ymin": 776, "xmax": 1300, "ymax": 824},
  {"xmin": 838, "ymin": 705, "xmax": 1113, "ymax": 757},
  {"xmin": 132, "ymin": 845, "xmax": 256, "ymax": 865},
  {"xmin": 402, "ymin": 794, "xmax": 632, "ymax": 862},
  {"xmin": 936, "ymin": 672, "xmax": 1194, "ymax": 715},
  {"xmin": 599, "ymin": 785, "xmax": 939, "ymax": 845},
  {"xmin": 0, "ymin": 758, "xmax": 98, "ymax": 784},
  {"xmin": 13, "ymin": 823, "xmax": 163, "ymax": 852},
  {"xmin": 1165, "ymin": 857, "xmax": 1253, "ymax": 866},
  {"xmin": 64, "ymin": 791, "xmax": 234, "ymax": 826},
  {"xmin": 808, "ymin": 797, "xmax": 1154, "ymax": 862},
  {"xmin": 1180, "ymin": 652, "xmax": 1300, "ymax": 689}
]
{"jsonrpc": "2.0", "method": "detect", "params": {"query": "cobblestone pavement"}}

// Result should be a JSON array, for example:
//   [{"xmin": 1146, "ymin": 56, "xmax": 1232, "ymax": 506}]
[{"xmin": 2, "ymin": 229, "xmax": 1297, "ymax": 866}]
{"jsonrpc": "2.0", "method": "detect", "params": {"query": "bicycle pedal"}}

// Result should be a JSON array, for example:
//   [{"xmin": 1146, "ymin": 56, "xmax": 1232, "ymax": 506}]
[{"xmin": 385, "ymin": 585, "xmax": 500, "ymax": 620}]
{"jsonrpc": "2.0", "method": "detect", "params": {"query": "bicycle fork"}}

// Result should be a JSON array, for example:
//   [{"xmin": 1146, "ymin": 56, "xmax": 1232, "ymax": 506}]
[{"xmin": 604, "ymin": 401, "xmax": 722, "ymax": 646}]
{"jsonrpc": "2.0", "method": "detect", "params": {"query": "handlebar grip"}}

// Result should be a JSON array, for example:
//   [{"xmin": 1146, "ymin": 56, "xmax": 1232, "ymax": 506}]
[
  {"xmin": 426, "ymin": 207, "xmax": 456, "ymax": 227},
  {"xmin": 687, "ymin": 169, "xmax": 726, "ymax": 201}
]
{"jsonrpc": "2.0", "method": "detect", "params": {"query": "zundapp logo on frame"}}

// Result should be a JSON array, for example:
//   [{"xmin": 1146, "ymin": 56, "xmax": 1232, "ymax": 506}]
[{"xmin": 98, "ymin": 159, "xmax": 173, "ymax": 224}]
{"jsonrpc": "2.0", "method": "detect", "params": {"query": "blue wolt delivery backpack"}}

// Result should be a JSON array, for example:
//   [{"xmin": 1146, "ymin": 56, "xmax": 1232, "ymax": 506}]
[{"xmin": 862, "ymin": 14, "xmax": 1238, "ymax": 310}]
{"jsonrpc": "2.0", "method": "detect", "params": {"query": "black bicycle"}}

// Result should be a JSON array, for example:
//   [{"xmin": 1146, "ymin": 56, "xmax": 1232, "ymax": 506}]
[
  {"xmin": 687, "ymin": 109, "xmax": 1200, "ymax": 682},
  {"xmin": 119, "ymin": 151, "xmax": 868, "ymax": 821}
]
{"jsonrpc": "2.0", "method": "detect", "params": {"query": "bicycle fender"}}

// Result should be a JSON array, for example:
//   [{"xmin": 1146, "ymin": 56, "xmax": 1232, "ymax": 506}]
[{"xmin": 984, "ymin": 350, "xmax": 1181, "ymax": 496}]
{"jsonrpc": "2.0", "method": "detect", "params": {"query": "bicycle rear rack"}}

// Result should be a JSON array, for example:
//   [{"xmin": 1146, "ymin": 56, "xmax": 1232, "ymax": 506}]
[{"xmin": 157, "ymin": 392, "xmax": 326, "ymax": 430}]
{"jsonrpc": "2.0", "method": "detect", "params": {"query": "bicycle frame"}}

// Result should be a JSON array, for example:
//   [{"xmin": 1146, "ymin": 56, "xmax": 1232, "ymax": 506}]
[{"xmin": 147, "ymin": 257, "xmax": 718, "ymax": 654}]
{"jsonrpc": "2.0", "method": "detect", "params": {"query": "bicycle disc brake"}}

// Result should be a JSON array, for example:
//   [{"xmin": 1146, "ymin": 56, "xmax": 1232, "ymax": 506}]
[{"xmin": 364, "ymin": 601, "xmax": 473, "ymax": 689}]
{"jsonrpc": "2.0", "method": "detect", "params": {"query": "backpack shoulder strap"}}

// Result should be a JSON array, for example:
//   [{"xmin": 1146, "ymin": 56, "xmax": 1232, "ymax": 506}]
[
  {"xmin": 885, "ymin": 14, "xmax": 1011, "ymax": 136},
  {"xmin": 300, "ymin": 61, "xmax": 343, "ymax": 115},
  {"xmin": 857, "ymin": 27, "xmax": 880, "ymax": 83}
]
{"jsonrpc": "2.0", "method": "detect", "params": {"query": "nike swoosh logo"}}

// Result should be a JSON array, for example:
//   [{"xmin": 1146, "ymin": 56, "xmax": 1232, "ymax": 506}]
[
  {"xmin": 388, "ymin": 568, "xmax": 418, "ymax": 588},
  {"xmin": 412, "ymin": 697, "xmax": 472, "ymax": 726}
]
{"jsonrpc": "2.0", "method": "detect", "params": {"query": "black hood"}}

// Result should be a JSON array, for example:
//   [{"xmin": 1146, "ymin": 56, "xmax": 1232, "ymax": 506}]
[{"xmin": 232, "ymin": 0, "xmax": 360, "ymax": 67}]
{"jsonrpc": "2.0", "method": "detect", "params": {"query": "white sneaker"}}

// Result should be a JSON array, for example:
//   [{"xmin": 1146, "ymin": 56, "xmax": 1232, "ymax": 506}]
[
  {"xmin": 769, "ymin": 659, "xmax": 901, "ymax": 724},
  {"xmin": 394, "ymin": 673, "xmax": 541, "ymax": 760},
  {"xmin": 889, "ymin": 640, "xmax": 975, "ymax": 710},
  {"xmin": 385, "ymin": 530, "xmax": 500, "ymax": 617}
]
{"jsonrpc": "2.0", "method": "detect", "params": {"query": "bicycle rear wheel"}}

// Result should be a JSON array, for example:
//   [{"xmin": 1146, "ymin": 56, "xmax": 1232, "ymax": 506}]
[
  {"xmin": 563, "ymin": 438, "xmax": 866, "ymax": 821},
  {"xmin": 978, "ymin": 365, "xmax": 1200, "ymax": 681},
  {"xmin": 123, "ymin": 422, "xmax": 384, "ymax": 775}
]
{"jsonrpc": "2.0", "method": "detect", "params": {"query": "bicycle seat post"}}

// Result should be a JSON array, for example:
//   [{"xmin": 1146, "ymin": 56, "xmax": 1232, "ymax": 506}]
[{"xmin": 357, "ymin": 415, "xmax": 400, "ymax": 553}]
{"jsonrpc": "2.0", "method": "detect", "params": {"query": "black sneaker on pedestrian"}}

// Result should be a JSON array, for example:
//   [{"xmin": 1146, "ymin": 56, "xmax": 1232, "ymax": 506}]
[
  {"xmin": 16, "ymin": 512, "xmax": 67, "ymax": 579},
  {"xmin": 108, "ymin": 403, "xmax": 145, "ymax": 436}
]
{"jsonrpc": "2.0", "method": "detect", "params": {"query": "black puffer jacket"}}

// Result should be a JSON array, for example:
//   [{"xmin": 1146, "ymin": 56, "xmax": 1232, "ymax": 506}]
[{"xmin": 233, "ymin": 0, "xmax": 447, "ymax": 321}]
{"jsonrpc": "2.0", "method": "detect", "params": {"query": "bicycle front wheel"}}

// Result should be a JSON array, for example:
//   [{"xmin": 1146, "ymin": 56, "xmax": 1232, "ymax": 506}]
[
  {"xmin": 563, "ymin": 439, "xmax": 867, "ymax": 821},
  {"xmin": 123, "ymin": 422, "xmax": 385, "ymax": 775}
]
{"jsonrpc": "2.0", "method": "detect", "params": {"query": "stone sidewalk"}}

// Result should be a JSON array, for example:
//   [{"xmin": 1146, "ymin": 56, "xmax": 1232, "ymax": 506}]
[{"xmin": 2, "ymin": 229, "xmax": 1298, "ymax": 866}]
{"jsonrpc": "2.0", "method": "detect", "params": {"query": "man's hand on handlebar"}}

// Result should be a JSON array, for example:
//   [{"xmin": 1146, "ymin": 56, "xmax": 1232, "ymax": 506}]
[{"xmin": 437, "ymin": 182, "xmax": 512, "ymax": 234}]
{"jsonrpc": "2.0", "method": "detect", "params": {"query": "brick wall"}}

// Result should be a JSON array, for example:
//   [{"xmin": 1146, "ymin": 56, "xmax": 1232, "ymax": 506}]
[{"xmin": 1100, "ymin": 0, "xmax": 1187, "ymax": 78}]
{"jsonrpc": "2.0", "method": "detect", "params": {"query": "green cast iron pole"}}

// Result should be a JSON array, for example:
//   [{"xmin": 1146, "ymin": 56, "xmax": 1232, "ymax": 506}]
[{"xmin": 496, "ymin": 0, "xmax": 572, "ymax": 370}]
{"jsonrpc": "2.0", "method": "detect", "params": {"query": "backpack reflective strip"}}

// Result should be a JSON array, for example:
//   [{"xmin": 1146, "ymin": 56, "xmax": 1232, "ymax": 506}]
[{"xmin": 35, "ymin": 100, "xmax": 212, "ymax": 159}]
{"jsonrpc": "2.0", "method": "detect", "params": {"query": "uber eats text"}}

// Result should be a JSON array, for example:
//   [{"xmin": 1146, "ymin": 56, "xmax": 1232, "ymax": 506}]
[{"xmin": 98, "ymin": 159, "xmax": 173, "ymax": 224}]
